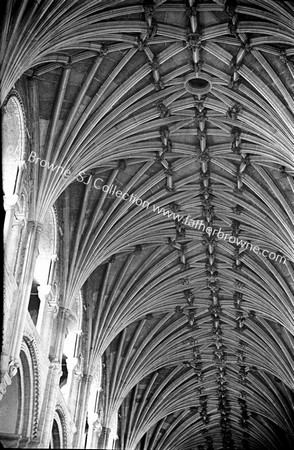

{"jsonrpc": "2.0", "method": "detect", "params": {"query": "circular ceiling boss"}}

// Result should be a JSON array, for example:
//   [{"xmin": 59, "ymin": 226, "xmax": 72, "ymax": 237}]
[{"xmin": 184, "ymin": 73, "xmax": 212, "ymax": 95}]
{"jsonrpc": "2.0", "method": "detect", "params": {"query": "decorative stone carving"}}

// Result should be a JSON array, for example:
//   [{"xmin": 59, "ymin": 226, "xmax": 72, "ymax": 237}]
[
  {"xmin": 23, "ymin": 333, "xmax": 41, "ymax": 440},
  {"xmin": 8, "ymin": 358, "xmax": 20, "ymax": 378}
]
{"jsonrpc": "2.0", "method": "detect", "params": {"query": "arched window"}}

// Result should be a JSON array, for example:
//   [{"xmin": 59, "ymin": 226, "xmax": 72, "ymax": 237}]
[
  {"xmin": 49, "ymin": 410, "xmax": 67, "ymax": 448},
  {"xmin": 18, "ymin": 348, "xmax": 34, "ymax": 437},
  {"xmin": 49, "ymin": 418, "xmax": 61, "ymax": 449},
  {"xmin": 2, "ymin": 94, "xmax": 26, "ymax": 198}
]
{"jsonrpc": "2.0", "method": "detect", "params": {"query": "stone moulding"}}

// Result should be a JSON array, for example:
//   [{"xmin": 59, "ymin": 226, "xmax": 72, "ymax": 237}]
[{"xmin": 22, "ymin": 333, "xmax": 41, "ymax": 440}]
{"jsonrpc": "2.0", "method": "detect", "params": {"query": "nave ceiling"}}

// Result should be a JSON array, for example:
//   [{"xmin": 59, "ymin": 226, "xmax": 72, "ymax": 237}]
[{"xmin": 1, "ymin": 0, "xmax": 294, "ymax": 448}]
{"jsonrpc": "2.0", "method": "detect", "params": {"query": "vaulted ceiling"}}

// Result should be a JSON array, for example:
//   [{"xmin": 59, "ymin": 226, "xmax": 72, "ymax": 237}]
[{"xmin": 2, "ymin": 0, "xmax": 294, "ymax": 449}]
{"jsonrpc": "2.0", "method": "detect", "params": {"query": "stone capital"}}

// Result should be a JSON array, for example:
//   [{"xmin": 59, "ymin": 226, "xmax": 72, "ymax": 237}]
[
  {"xmin": 46, "ymin": 298, "xmax": 59, "ymax": 315},
  {"xmin": 74, "ymin": 367, "xmax": 83, "ymax": 377},
  {"xmin": 93, "ymin": 420, "xmax": 103, "ymax": 435},
  {"xmin": 49, "ymin": 359, "xmax": 62, "ymax": 375}
]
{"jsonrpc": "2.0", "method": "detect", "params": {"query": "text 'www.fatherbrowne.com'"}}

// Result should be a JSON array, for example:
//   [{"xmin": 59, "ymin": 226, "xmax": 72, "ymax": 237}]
[
  {"xmin": 28, "ymin": 151, "xmax": 287, "ymax": 265},
  {"xmin": 151, "ymin": 204, "xmax": 287, "ymax": 265}
]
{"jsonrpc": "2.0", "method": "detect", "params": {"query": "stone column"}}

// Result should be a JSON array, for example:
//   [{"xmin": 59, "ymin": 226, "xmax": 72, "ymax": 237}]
[
  {"xmin": 36, "ymin": 284, "xmax": 59, "ymax": 357},
  {"xmin": 3, "ymin": 194, "xmax": 19, "ymax": 244},
  {"xmin": 112, "ymin": 434, "xmax": 119, "ymax": 449},
  {"xmin": 2, "ymin": 208, "xmax": 25, "ymax": 393},
  {"xmin": 86, "ymin": 381, "xmax": 103, "ymax": 449},
  {"xmin": 67, "ymin": 363, "xmax": 82, "ymax": 419},
  {"xmin": 73, "ymin": 374, "xmax": 93, "ymax": 448},
  {"xmin": 36, "ymin": 284, "xmax": 52, "ymax": 331},
  {"xmin": 38, "ymin": 307, "xmax": 72, "ymax": 447},
  {"xmin": 10, "ymin": 218, "xmax": 26, "ymax": 277},
  {"xmin": 97, "ymin": 427, "xmax": 111, "ymax": 449},
  {"xmin": 10, "ymin": 220, "xmax": 43, "ymax": 359},
  {"xmin": 1, "ymin": 221, "xmax": 42, "ymax": 401},
  {"xmin": 61, "ymin": 345, "xmax": 79, "ymax": 404},
  {"xmin": 38, "ymin": 360, "xmax": 62, "ymax": 448},
  {"xmin": 88, "ymin": 419, "xmax": 102, "ymax": 449},
  {"xmin": 3, "ymin": 194, "xmax": 26, "ymax": 278},
  {"xmin": 47, "ymin": 254, "xmax": 57, "ymax": 286}
]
